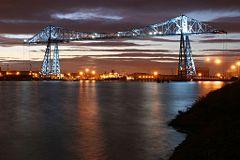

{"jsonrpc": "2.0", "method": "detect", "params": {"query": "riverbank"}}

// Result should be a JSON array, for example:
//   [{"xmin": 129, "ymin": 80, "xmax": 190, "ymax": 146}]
[{"xmin": 169, "ymin": 80, "xmax": 240, "ymax": 160}]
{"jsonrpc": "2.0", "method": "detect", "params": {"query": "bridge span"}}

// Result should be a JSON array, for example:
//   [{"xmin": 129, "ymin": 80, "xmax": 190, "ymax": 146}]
[{"xmin": 25, "ymin": 15, "xmax": 226, "ymax": 79}]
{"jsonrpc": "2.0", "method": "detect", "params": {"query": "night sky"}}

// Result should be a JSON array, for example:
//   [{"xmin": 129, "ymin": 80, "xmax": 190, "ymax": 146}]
[{"xmin": 0, "ymin": 0, "xmax": 240, "ymax": 74}]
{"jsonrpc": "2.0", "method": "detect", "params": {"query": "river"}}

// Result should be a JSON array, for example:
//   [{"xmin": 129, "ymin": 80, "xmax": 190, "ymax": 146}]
[{"xmin": 0, "ymin": 81, "xmax": 225, "ymax": 160}]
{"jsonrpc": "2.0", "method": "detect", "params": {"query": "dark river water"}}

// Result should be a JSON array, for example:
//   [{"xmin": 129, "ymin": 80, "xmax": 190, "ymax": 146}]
[{"xmin": 0, "ymin": 81, "xmax": 225, "ymax": 160}]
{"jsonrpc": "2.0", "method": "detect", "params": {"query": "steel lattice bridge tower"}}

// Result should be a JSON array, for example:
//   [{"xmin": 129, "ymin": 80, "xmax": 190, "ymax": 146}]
[{"xmin": 26, "ymin": 15, "xmax": 226, "ymax": 79}]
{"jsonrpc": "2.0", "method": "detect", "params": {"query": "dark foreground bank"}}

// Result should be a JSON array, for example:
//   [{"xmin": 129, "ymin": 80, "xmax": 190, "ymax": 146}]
[{"xmin": 169, "ymin": 81, "xmax": 240, "ymax": 160}]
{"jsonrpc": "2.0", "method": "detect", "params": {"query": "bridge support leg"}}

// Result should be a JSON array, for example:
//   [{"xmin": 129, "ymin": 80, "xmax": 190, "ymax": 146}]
[
  {"xmin": 178, "ymin": 34, "xmax": 196, "ymax": 79},
  {"xmin": 41, "ymin": 42, "xmax": 61, "ymax": 77},
  {"xmin": 41, "ymin": 41, "xmax": 51, "ymax": 76},
  {"xmin": 52, "ymin": 43, "xmax": 61, "ymax": 77}
]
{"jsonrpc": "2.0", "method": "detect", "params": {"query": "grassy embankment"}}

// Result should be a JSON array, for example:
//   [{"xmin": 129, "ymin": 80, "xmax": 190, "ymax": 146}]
[{"xmin": 169, "ymin": 80, "xmax": 240, "ymax": 160}]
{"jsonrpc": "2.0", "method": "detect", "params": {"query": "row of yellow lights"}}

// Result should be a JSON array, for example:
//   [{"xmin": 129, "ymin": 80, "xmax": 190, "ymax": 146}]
[
  {"xmin": 206, "ymin": 57, "xmax": 222, "ymax": 64},
  {"xmin": 101, "ymin": 75, "xmax": 117, "ymax": 79},
  {"xmin": 0, "ymin": 72, "xmax": 39, "ymax": 77},
  {"xmin": 138, "ymin": 71, "xmax": 158, "ymax": 79},
  {"xmin": 67, "ymin": 68, "xmax": 96, "ymax": 76},
  {"xmin": 205, "ymin": 58, "xmax": 223, "ymax": 77},
  {"xmin": 230, "ymin": 61, "xmax": 240, "ymax": 70},
  {"xmin": 206, "ymin": 57, "xmax": 240, "ymax": 75},
  {"xmin": 108, "ymin": 72, "xmax": 119, "ymax": 75},
  {"xmin": 198, "ymin": 72, "xmax": 222, "ymax": 77},
  {"xmin": 206, "ymin": 57, "xmax": 240, "ymax": 70},
  {"xmin": 139, "ymin": 76, "xmax": 154, "ymax": 79},
  {"xmin": 68, "ymin": 70, "xmax": 158, "ymax": 77},
  {"xmin": 79, "ymin": 68, "xmax": 96, "ymax": 75}
]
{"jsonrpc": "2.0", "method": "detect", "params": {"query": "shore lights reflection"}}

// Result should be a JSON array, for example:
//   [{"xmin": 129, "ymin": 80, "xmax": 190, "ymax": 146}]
[{"xmin": 76, "ymin": 81, "xmax": 106, "ymax": 159}]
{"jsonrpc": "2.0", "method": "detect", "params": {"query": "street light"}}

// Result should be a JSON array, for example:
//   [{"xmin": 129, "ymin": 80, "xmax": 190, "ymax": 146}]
[
  {"xmin": 231, "ymin": 65, "xmax": 236, "ymax": 70},
  {"xmin": 215, "ymin": 59, "xmax": 221, "ymax": 64},
  {"xmin": 85, "ymin": 68, "xmax": 89, "ymax": 72},
  {"xmin": 231, "ymin": 65, "xmax": 237, "ymax": 77},
  {"xmin": 216, "ymin": 73, "xmax": 221, "ymax": 77},
  {"xmin": 206, "ymin": 57, "xmax": 210, "ymax": 62},
  {"xmin": 153, "ymin": 71, "xmax": 158, "ymax": 76},
  {"xmin": 236, "ymin": 61, "xmax": 240, "ymax": 75}
]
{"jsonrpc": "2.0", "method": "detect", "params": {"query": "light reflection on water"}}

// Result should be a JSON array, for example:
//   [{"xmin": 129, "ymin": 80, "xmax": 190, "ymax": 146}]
[{"xmin": 0, "ymin": 81, "xmax": 225, "ymax": 160}]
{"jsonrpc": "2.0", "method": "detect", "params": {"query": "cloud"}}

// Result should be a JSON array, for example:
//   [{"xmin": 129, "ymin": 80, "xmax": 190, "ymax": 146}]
[
  {"xmin": 186, "ymin": 10, "xmax": 240, "ymax": 21},
  {"xmin": 0, "ymin": 19, "xmax": 48, "ymax": 24},
  {"xmin": 137, "ymin": 37, "xmax": 180, "ymax": 42},
  {"xmin": 203, "ymin": 49, "xmax": 240, "ymax": 53},
  {"xmin": 92, "ymin": 56, "xmax": 177, "ymax": 60},
  {"xmin": 78, "ymin": 41, "xmax": 143, "ymax": 47},
  {"xmin": 91, "ymin": 53, "xmax": 178, "ymax": 57},
  {"xmin": 0, "ymin": 34, "xmax": 33, "ymax": 47},
  {"xmin": 151, "ymin": 60, "xmax": 177, "ymax": 63},
  {"xmin": 58, "ymin": 49, "xmax": 172, "ymax": 53},
  {"xmin": 199, "ymin": 39, "xmax": 240, "ymax": 43},
  {"xmin": 51, "ymin": 8, "xmax": 123, "ymax": 21},
  {"xmin": 0, "ymin": 34, "xmax": 33, "ymax": 39}
]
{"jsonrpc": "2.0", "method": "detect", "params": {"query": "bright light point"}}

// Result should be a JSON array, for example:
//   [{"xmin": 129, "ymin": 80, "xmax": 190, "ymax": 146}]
[
  {"xmin": 67, "ymin": 73, "xmax": 71, "ymax": 76},
  {"xmin": 206, "ymin": 57, "xmax": 210, "ymax": 62},
  {"xmin": 216, "ymin": 73, "xmax": 221, "ymax": 77},
  {"xmin": 85, "ymin": 68, "xmax": 89, "ymax": 72},
  {"xmin": 236, "ymin": 61, "xmax": 240, "ymax": 66},
  {"xmin": 231, "ymin": 65, "xmax": 236, "ymax": 69},
  {"xmin": 79, "ymin": 71, "xmax": 83, "ymax": 75},
  {"xmin": 16, "ymin": 72, "xmax": 20, "ymax": 75},
  {"xmin": 198, "ymin": 73, "xmax": 202, "ymax": 77},
  {"xmin": 91, "ymin": 70, "xmax": 96, "ymax": 74},
  {"xmin": 153, "ymin": 71, "xmax": 158, "ymax": 76},
  {"xmin": 215, "ymin": 59, "xmax": 221, "ymax": 64}
]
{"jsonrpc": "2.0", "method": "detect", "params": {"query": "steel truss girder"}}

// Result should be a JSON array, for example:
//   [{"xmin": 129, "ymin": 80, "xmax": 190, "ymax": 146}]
[
  {"xmin": 26, "ymin": 15, "xmax": 226, "ymax": 44},
  {"xmin": 112, "ymin": 15, "xmax": 226, "ymax": 38},
  {"xmin": 26, "ymin": 25, "xmax": 107, "ymax": 44}
]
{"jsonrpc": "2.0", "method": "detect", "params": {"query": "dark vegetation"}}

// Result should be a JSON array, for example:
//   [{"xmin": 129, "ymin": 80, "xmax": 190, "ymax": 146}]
[{"xmin": 169, "ymin": 81, "xmax": 240, "ymax": 160}]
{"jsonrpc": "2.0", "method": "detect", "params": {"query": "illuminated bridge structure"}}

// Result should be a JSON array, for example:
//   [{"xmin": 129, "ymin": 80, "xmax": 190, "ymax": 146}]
[{"xmin": 26, "ymin": 15, "xmax": 226, "ymax": 79}]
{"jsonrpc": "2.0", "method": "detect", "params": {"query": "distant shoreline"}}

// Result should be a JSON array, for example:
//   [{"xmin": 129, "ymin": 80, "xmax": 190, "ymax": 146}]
[
  {"xmin": 168, "ymin": 80, "xmax": 240, "ymax": 160},
  {"xmin": 0, "ymin": 78, "xmax": 236, "ymax": 82}
]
